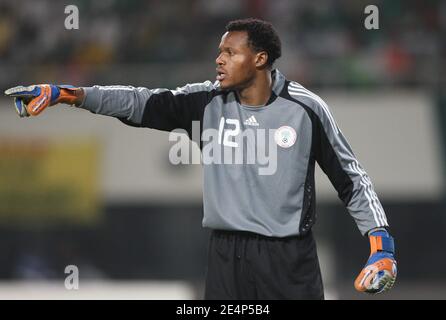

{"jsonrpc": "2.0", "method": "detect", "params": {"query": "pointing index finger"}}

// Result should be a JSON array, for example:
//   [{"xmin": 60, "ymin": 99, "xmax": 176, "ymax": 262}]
[{"xmin": 4, "ymin": 85, "xmax": 38, "ymax": 97}]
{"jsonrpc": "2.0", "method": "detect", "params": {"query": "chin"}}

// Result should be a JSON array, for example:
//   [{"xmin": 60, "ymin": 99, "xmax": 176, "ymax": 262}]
[
  {"xmin": 219, "ymin": 80, "xmax": 240, "ymax": 91},
  {"xmin": 219, "ymin": 83, "xmax": 230, "ymax": 90},
  {"xmin": 218, "ymin": 82, "xmax": 230, "ymax": 90}
]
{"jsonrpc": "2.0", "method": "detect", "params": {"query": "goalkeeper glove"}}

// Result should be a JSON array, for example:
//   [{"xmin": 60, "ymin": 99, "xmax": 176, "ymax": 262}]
[
  {"xmin": 354, "ymin": 229, "xmax": 397, "ymax": 294},
  {"xmin": 4, "ymin": 84, "xmax": 79, "ymax": 117}
]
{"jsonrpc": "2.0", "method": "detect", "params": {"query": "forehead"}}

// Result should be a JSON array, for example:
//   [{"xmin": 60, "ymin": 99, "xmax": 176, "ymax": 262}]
[{"xmin": 219, "ymin": 31, "xmax": 249, "ymax": 49}]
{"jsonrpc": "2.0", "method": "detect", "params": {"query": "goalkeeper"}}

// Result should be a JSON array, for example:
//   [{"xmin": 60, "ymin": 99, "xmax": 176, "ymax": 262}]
[{"xmin": 4, "ymin": 18, "xmax": 396, "ymax": 299}]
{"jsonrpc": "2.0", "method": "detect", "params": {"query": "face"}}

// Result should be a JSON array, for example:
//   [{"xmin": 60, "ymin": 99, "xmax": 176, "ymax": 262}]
[{"xmin": 215, "ymin": 31, "xmax": 263, "ymax": 90}]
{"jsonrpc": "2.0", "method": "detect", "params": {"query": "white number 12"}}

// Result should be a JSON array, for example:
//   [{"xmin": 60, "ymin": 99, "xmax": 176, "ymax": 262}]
[{"xmin": 218, "ymin": 117, "xmax": 240, "ymax": 148}]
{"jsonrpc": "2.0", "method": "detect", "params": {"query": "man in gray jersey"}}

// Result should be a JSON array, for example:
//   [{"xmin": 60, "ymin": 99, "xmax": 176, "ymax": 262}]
[{"xmin": 5, "ymin": 18, "xmax": 396, "ymax": 299}]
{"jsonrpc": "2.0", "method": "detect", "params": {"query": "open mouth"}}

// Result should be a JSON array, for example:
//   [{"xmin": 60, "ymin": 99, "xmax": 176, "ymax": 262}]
[{"xmin": 216, "ymin": 70, "xmax": 226, "ymax": 81}]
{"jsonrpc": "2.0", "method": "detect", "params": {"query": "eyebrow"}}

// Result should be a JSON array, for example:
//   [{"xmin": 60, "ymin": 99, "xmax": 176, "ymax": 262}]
[{"xmin": 218, "ymin": 46, "xmax": 233, "ymax": 52}]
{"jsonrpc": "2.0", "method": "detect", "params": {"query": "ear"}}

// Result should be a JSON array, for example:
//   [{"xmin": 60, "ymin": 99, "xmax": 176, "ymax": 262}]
[{"xmin": 255, "ymin": 51, "xmax": 269, "ymax": 69}]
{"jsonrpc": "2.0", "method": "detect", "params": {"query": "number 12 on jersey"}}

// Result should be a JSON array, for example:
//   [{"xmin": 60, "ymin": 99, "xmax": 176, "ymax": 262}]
[{"xmin": 218, "ymin": 117, "xmax": 240, "ymax": 148}]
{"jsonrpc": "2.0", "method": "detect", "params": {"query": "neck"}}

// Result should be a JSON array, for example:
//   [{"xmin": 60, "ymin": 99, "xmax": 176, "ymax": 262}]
[{"xmin": 237, "ymin": 70, "xmax": 273, "ymax": 106}]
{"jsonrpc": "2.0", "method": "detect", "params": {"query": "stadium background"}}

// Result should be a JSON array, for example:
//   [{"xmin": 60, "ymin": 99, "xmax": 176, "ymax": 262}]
[{"xmin": 0, "ymin": 0, "xmax": 444, "ymax": 299}]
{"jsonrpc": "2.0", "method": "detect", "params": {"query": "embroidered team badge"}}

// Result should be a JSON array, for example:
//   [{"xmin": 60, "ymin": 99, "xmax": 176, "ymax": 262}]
[{"xmin": 274, "ymin": 126, "xmax": 297, "ymax": 148}]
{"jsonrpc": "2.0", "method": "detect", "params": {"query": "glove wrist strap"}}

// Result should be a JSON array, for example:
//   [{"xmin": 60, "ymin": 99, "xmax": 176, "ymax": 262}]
[
  {"xmin": 369, "ymin": 232, "xmax": 395, "ymax": 255},
  {"xmin": 56, "ymin": 87, "xmax": 79, "ymax": 106}
]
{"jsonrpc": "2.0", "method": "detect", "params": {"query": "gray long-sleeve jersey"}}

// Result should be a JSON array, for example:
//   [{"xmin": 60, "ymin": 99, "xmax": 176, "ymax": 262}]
[{"xmin": 79, "ymin": 69, "xmax": 388, "ymax": 237}]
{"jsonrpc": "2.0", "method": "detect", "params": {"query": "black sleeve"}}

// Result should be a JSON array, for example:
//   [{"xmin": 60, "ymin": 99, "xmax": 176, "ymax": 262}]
[{"xmin": 141, "ymin": 87, "xmax": 217, "ymax": 138}]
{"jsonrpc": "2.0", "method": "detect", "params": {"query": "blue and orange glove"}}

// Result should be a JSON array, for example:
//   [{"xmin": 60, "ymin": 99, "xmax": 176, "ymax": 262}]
[
  {"xmin": 4, "ymin": 84, "xmax": 79, "ymax": 117},
  {"xmin": 354, "ymin": 229, "xmax": 397, "ymax": 294}
]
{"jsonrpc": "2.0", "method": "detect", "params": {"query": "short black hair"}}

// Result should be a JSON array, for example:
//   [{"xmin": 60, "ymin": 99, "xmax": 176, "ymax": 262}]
[{"xmin": 226, "ymin": 18, "xmax": 281, "ymax": 67}]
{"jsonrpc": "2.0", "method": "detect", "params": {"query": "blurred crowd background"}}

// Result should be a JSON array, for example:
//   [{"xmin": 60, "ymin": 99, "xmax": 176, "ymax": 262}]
[
  {"xmin": 0, "ymin": 0, "xmax": 445, "ymax": 299},
  {"xmin": 0, "ymin": 0, "xmax": 444, "ymax": 88}
]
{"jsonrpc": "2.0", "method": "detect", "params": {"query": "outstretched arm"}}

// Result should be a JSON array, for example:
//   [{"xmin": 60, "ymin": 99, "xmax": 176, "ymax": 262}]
[{"xmin": 5, "ymin": 82, "xmax": 218, "ymax": 137}]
